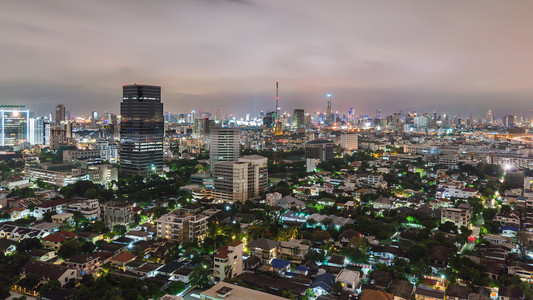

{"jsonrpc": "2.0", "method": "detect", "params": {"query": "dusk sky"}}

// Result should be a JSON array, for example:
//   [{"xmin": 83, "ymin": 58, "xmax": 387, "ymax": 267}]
[{"xmin": 3, "ymin": 0, "xmax": 533, "ymax": 118}]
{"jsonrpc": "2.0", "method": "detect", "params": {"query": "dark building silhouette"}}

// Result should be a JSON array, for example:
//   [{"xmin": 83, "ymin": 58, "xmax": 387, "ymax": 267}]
[
  {"xmin": 120, "ymin": 84, "xmax": 164, "ymax": 177},
  {"xmin": 305, "ymin": 139, "xmax": 335, "ymax": 161},
  {"xmin": 55, "ymin": 104, "xmax": 65, "ymax": 125}
]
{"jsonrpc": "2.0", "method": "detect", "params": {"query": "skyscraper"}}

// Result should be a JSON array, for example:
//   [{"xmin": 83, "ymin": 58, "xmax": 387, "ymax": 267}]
[
  {"xmin": 55, "ymin": 104, "xmax": 65, "ymax": 125},
  {"xmin": 326, "ymin": 94, "xmax": 332, "ymax": 125},
  {"xmin": 0, "ymin": 105, "xmax": 29, "ymax": 146},
  {"xmin": 486, "ymin": 110, "xmax": 494, "ymax": 124},
  {"xmin": 120, "ymin": 84, "xmax": 164, "ymax": 178},
  {"xmin": 29, "ymin": 117, "xmax": 44, "ymax": 145},
  {"xmin": 293, "ymin": 109, "xmax": 305, "ymax": 129},
  {"xmin": 209, "ymin": 127, "xmax": 240, "ymax": 171},
  {"xmin": 504, "ymin": 115, "xmax": 515, "ymax": 128},
  {"xmin": 274, "ymin": 80, "xmax": 283, "ymax": 135}
]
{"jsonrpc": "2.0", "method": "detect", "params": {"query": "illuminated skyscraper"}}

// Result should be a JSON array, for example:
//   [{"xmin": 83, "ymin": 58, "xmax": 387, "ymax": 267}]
[
  {"xmin": 210, "ymin": 127, "xmax": 240, "ymax": 171},
  {"xmin": 486, "ymin": 110, "xmax": 494, "ymax": 124},
  {"xmin": 29, "ymin": 117, "xmax": 44, "ymax": 145},
  {"xmin": 326, "ymin": 94, "xmax": 332, "ymax": 125},
  {"xmin": 293, "ymin": 109, "xmax": 305, "ymax": 129},
  {"xmin": 0, "ymin": 105, "xmax": 29, "ymax": 146},
  {"xmin": 274, "ymin": 80, "xmax": 283, "ymax": 135},
  {"xmin": 120, "ymin": 84, "xmax": 164, "ymax": 177},
  {"xmin": 55, "ymin": 104, "xmax": 65, "ymax": 125},
  {"xmin": 504, "ymin": 115, "xmax": 515, "ymax": 128}
]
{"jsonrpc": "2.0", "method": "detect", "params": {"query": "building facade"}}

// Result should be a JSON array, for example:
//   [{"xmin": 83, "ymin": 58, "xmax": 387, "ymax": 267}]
[
  {"xmin": 209, "ymin": 127, "xmax": 240, "ymax": 171},
  {"xmin": 212, "ymin": 155, "xmax": 268, "ymax": 203},
  {"xmin": 340, "ymin": 133, "xmax": 358, "ymax": 151},
  {"xmin": 120, "ymin": 84, "xmax": 164, "ymax": 177},
  {"xmin": 156, "ymin": 209, "xmax": 208, "ymax": 243},
  {"xmin": 213, "ymin": 241, "xmax": 244, "ymax": 282},
  {"xmin": 1, "ymin": 105, "xmax": 29, "ymax": 146}
]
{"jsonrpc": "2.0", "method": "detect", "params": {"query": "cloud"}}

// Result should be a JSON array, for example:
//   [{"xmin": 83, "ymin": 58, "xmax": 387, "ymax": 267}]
[{"xmin": 1, "ymin": 0, "xmax": 533, "ymax": 119}]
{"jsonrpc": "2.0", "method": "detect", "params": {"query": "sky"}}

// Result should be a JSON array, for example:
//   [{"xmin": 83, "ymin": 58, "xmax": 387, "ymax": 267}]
[{"xmin": 2, "ymin": 0, "xmax": 533, "ymax": 118}]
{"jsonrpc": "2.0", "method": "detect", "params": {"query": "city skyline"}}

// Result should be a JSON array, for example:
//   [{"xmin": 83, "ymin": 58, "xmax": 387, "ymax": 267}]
[{"xmin": 3, "ymin": 1, "xmax": 533, "ymax": 116}]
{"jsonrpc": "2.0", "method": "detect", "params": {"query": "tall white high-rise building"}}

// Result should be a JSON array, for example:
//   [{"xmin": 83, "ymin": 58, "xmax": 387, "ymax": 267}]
[
  {"xmin": 209, "ymin": 127, "xmax": 241, "ymax": 171},
  {"xmin": 29, "ymin": 118, "xmax": 45, "ymax": 145},
  {"xmin": 340, "ymin": 133, "xmax": 358, "ymax": 151},
  {"xmin": 486, "ymin": 110, "xmax": 494, "ymax": 124},
  {"xmin": 212, "ymin": 155, "xmax": 268, "ymax": 203}
]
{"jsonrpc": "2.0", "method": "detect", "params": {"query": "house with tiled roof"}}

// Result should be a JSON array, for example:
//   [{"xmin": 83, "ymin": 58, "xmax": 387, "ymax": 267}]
[
  {"xmin": 414, "ymin": 285, "xmax": 444, "ymax": 300},
  {"xmin": 42, "ymin": 231, "xmax": 77, "ymax": 250},
  {"xmin": 446, "ymin": 284, "xmax": 470, "ymax": 300},
  {"xmin": 20, "ymin": 260, "xmax": 77, "ymax": 286},
  {"xmin": 34, "ymin": 198, "xmax": 71, "ymax": 219},
  {"xmin": 248, "ymin": 238, "xmax": 280, "ymax": 263},
  {"xmin": 311, "ymin": 273, "xmax": 336, "ymax": 296},
  {"xmin": 65, "ymin": 253, "xmax": 100, "ymax": 279},
  {"xmin": 360, "ymin": 289, "xmax": 393, "ymax": 300},
  {"xmin": 110, "ymin": 252, "xmax": 137, "ymax": 270}
]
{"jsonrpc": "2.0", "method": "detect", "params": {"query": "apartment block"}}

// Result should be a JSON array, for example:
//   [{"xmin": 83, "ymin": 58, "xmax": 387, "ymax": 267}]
[
  {"xmin": 156, "ymin": 209, "xmax": 209, "ymax": 243},
  {"xmin": 213, "ymin": 240, "xmax": 244, "ymax": 282}
]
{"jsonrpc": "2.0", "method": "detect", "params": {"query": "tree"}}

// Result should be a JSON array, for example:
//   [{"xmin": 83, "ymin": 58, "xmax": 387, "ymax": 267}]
[
  {"xmin": 348, "ymin": 236, "xmax": 370, "ymax": 254},
  {"xmin": 189, "ymin": 266, "xmax": 211, "ymax": 289},
  {"xmin": 167, "ymin": 281, "xmax": 186, "ymax": 295},
  {"xmin": 332, "ymin": 281, "xmax": 343, "ymax": 294},
  {"xmin": 321, "ymin": 218, "xmax": 334, "ymax": 229},
  {"xmin": 72, "ymin": 211, "xmax": 87, "ymax": 231},
  {"xmin": 281, "ymin": 289, "xmax": 296, "ymax": 300},
  {"xmin": 152, "ymin": 207, "xmax": 168, "ymax": 220},
  {"xmin": 18, "ymin": 238, "xmax": 42, "ymax": 252},
  {"xmin": 43, "ymin": 211, "xmax": 56, "ymax": 223},
  {"xmin": 14, "ymin": 216, "xmax": 36, "ymax": 227},
  {"xmin": 517, "ymin": 231, "xmax": 533, "ymax": 261},
  {"xmin": 113, "ymin": 225, "xmax": 127, "ymax": 236},
  {"xmin": 88, "ymin": 220, "xmax": 109, "ymax": 233},
  {"xmin": 304, "ymin": 248, "xmax": 326, "ymax": 263},
  {"xmin": 58, "ymin": 239, "xmax": 81, "ymax": 259},
  {"xmin": 408, "ymin": 244, "xmax": 429, "ymax": 265},
  {"xmin": 438, "ymin": 221, "xmax": 458, "ymax": 234},
  {"xmin": 39, "ymin": 280, "xmax": 61, "ymax": 295},
  {"xmin": 306, "ymin": 218, "xmax": 317, "ymax": 227}
]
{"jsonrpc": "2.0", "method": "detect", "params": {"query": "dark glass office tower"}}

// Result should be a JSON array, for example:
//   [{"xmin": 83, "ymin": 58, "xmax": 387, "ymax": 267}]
[{"xmin": 120, "ymin": 84, "xmax": 164, "ymax": 178}]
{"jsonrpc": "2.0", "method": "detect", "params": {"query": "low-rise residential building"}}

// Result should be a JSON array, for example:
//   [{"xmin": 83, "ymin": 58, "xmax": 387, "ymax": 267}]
[
  {"xmin": 65, "ymin": 254, "xmax": 100, "ymax": 278},
  {"xmin": 20, "ymin": 260, "xmax": 77, "ymax": 286},
  {"xmin": 110, "ymin": 252, "xmax": 137, "ymax": 270},
  {"xmin": 414, "ymin": 285, "xmax": 445, "ymax": 300},
  {"xmin": 389, "ymin": 280, "xmax": 414, "ymax": 300},
  {"xmin": 213, "ymin": 240, "xmax": 244, "ymax": 282},
  {"xmin": 336, "ymin": 269, "xmax": 360, "ymax": 293},
  {"xmin": 441, "ymin": 207, "xmax": 471, "ymax": 227},
  {"xmin": 279, "ymin": 239, "xmax": 308, "ymax": 261},
  {"xmin": 34, "ymin": 198, "xmax": 71, "ymax": 219},
  {"xmin": 66, "ymin": 198, "xmax": 100, "ymax": 220},
  {"xmin": 100, "ymin": 201, "xmax": 134, "ymax": 227},
  {"xmin": 200, "ymin": 282, "xmax": 287, "ymax": 300},
  {"xmin": 51, "ymin": 212, "xmax": 74, "ymax": 224},
  {"xmin": 248, "ymin": 238, "xmax": 280, "ymax": 264},
  {"xmin": 42, "ymin": 231, "xmax": 77, "ymax": 250},
  {"xmin": 25, "ymin": 166, "xmax": 91, "ymax": 187}
]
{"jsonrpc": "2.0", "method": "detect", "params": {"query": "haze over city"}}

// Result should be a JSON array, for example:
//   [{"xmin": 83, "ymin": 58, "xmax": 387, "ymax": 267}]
[{"xmin": 3, "ymin": 0, "xmax": 533, "ymax": 117}]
